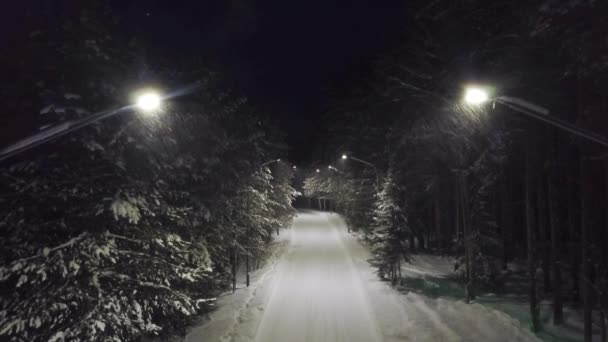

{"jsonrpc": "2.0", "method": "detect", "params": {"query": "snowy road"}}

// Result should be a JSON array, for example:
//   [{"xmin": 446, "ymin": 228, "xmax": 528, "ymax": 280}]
[{"xmin": 185, "ymin": 211, "xmax": 540, "ymax": 342}]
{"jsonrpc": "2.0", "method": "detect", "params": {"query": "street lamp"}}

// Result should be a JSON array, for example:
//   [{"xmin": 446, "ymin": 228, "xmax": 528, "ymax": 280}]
[
  {"xmin": 136, "ymin": 91, "xmax": 162, "ymax": 112},
  {"xmin": 464, "ymin": 87, "xmax": 489, "ymax": 105},
  {"xmin": 463, "ymin": 85, "xmax": 608, "ymax": 147},
  {"xmin": 261, "ymin": 158, "xmax": 281, "ymax": 167},
  {"xmin": 328, "ymin": 165, "xmax": 344, "ymax": 174},
  {"xmin": 340, "ymin": 154, "xmax": 380, "ymax": 189},
  {"xmin": 316, "ymin": 169, "xmax": 320, "ymax": 173},
  {"xmin": 0, "ymin": 88, "xmax": 165, "ymax": 162}
]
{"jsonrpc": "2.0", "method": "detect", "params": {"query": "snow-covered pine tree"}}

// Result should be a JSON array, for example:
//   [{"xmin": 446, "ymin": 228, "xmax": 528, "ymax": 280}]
[{"xmin": 370, "ymin": 172, "xmax": 409, "ymax": 283}]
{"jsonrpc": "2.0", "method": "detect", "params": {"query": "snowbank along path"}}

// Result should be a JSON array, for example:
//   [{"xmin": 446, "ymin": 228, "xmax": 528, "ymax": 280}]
[{"xmin": 185, "ymin": 210, "xmax": 541, "ymax": 342}]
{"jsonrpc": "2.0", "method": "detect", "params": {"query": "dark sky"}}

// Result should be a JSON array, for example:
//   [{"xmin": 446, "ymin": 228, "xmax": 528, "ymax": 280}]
[
  {"xmin": 122, "ymin": 0, "xmax": 403, "ymax": 164},
  {"xmin": 0, "ymin": 1, "xmax": 403, "ymax": 164}
]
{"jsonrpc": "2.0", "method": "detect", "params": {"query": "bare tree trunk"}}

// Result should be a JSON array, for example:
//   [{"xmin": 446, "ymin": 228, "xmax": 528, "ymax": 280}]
[
  {"xmin": 232, "ymin": 247, "xmax": 238, "ymax": 293},
  {"xmin": 567, "ymin": 144, "xmax": 580, "ymax": 300},
  {"xmin": 537, "ymin": 166, "xmax": 551, "ymax": 292},
  {"xmin": 461, "ymin": 173, "xmax": 473, "ymax": 303},
  {"xmin": 548, "ymin": 139, "xmax": 563, "ymax": 324},
  {"xmin": 603, "ymin": 158, "xmax": 608, "ymax": 342},
  {"xmin": 434, "ymin": 179, "xmax": 442, "ymax": 250},
  {"xmin": 500, "ymin": 177, "xmax": 511, "ymax": 270},
  {"xmin": 455, "ymin": 176, "xmax": 461, "ymax": 239},
  {"xmin": 580, "ymin": 149, "xmax": 593, "ymax": 342},
  {"xmin": 526, "ymin": 135, "xmax": 541, "ymax": 332},
  {"xmin": 577, "ymin": 74, "xmax": 593, "ymax": 342},
  {"xmin": 246, "ymin": 251, "xmax": 250, "ymax": 287}
]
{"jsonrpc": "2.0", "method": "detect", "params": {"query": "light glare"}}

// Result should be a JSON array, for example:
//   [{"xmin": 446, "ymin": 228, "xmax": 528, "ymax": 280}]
[
  {"xmin": 341, "ymin": 154, "xmax": 347, "ymax": 159},
  {"xmin": 136, "ymin": 92, "xmax": 161, "ymax": 112},
  {"xmin": 464, "ymin": 87, "xmax": 489, "ymax": 105}
]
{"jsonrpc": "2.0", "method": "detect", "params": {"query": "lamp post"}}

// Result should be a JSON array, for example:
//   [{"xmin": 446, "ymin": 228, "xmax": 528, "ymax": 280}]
[
  {"xmin": 328, "ymin": 165, "xmax": 344, "ymax": 174},
  {"xmin": 0, "ymin": 90, "xmax": 164, "ymax": 162},
  {"xmin": 261, "ymin": 158, "xmax": 281, "ymax": 167},
  {"xmin": 463, "ymin": 86, "xmax": 608, "ymax": 148},
  {"xmin": 341, "ymin": 154, "xmax": 380, "ymax": 190}
]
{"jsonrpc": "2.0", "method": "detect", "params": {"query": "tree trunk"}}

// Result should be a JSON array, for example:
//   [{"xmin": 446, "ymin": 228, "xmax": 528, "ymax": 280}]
[
  {"xmin": 567, "ymin": 144, "xmax": 580, "ymax": 300},
  {"xmin": 246, "ymin": 251, "xmax": 250, "ymax": 287},
  {"xmin": 461, "ymin": 172, "xmax": 473, "ymax": 303},
  {"xmin": 232, "ymin": 247, "xmax": 238, "ymax": 293},
  {"xmin": 548, "ymin": 140, "xmax": 563, "ymax": 324},
  {"xmin": 454, "ymin": 176, "xmax": 461, "ymax": 240},
  {"xmin": 525, "ymin": 135, "xmax": 540, "ymax": 332},
  {"xmin": 434, "ymin": 179, "xmax": 442, "ymax": 250},
  {"xmin": 500, "ymin": 177, "xmax": 511, "ymax": 270},
  {"xmin": 603, "ymin": 158, "xmax": 608, "ymax": 342},
  {"xmin": 577, "ymin": 74, "xmax": 593, "ymax": 342},
  {"xmin": 537, "ymin": 165, "xmax": 551, "ymax": 292},
  {"xmin": 580, "ymin": 148, "xmax": 594, "ymax": 342}
]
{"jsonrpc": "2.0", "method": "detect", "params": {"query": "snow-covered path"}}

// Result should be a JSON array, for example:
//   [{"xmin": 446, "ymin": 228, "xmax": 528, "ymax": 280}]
[
  {"xmin": 253, "ymin": 211, "xmax": 382, "ymax": 342},
  {"xmin": 185, "ymin": 211, "xmax": 540, "ymax": 342}
]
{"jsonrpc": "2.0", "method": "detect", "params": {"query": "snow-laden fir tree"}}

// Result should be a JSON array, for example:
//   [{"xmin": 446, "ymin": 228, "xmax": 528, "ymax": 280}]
[{"xmin": 370, "ymin": 172, "xmax": 409, "ymax": 283}]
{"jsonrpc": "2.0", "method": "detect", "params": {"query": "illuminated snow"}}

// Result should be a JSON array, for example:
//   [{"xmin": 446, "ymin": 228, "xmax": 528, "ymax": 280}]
[{"xmin": 184, "ymin": 211, "xmax": 540, "ymax": 342}]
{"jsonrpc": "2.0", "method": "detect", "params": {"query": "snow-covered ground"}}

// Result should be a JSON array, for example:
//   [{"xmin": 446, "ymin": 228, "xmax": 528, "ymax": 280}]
[{"xmin": 183, "ymin": 211, "xmax": 540, "ymax": 342}]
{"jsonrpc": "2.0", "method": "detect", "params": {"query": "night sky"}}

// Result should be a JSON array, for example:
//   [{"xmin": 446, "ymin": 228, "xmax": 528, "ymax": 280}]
[{"xmin": 119, "ymin": 0, "xmax": 403, "ymax": 164}]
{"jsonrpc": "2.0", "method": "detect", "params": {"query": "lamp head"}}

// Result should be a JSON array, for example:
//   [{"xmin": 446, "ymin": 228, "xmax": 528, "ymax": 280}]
[
  {"xmin": 136, "ymin": 91, "xmax": 162, "ymax": 112},
  {"xmin": 464, "ymin": 87, "xmax": 490, "ymax": 105}
]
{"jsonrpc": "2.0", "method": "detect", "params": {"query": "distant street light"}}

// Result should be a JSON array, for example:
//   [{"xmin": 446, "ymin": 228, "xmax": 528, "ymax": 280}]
[
  {"xmin": 316, "ymin": 169, "xmax": 320, "ymax": 173},
  {"xmin": 341, "ymin": 154, "xmax": 380, "ymax": 189},
  {"xmin": 463, "ymin": 85, "xmax": 608, "ymax": 148},
  {"xmin": 0, "ymin": 88, "xmax": 165, "ymax": 162},
  {"xmin": 328, "ymin": 165, "xmax": 344, "ymax": 174},
  {"xmin": 261, "ymin": 158, "xmax": 281, "ymax": 167},
  {"xmin": 292, "ymin": 165, "xmax": 297, "ymax": 169}
]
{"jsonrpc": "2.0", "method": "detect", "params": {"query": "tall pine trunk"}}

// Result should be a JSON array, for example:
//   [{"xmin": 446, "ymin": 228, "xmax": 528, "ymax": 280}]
[
  {"xmin": 434, "ymin": 178, "xmax": 442, "ymax": 250},
  {"xmin": 500, "ymin": 177, "xmax": 511, "ymax": 270},
  {"xmin": 577, "ymin": 75, "xmax": 593, "ymax": 342},
  {"xmin": 580, "ymin": 146, "xmax": 594, "ymax": 342},
  {"xmin": 537, "ymin": 168, "xmax": 551, "ymax": 292},
  {"xmin": 526, "ymin": 135, "xmax": 541, "ymax": 332},
  {"xmin": 548, "ymin": 135, "xmax": 563, "ymax": 324},
  {"xmin": 567, "ymin": 144, "xmax": 580, "ymax": 300},
  {"xmin": 461, "ymin": 172, "xmax": 473, "ymax": 303}
]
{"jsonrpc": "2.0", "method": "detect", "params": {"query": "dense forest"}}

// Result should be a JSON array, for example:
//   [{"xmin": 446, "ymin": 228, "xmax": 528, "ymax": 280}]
[
  {"xmin": 0, "ymin": 2, "xmax": 296, "ymax": 341},
  {"xmin": 303, "ymin": 1, "xmax": 608, "ymax": 341}
]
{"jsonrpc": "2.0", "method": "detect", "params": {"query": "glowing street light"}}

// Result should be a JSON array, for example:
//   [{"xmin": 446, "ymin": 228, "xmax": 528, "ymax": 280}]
[
  {"xmin": 292, "ymin": 165, "xmax": 297, "ymax": 169},
  {"xmin": 328, "ymin": 165, "xmax": 344, "ymax": 174},
  {"xmin": 462, "ymin": 85, "xmax": 608, "ymax": 147},
  {"xmin": 136, "ymin": 91, "xmax": 162, "ymax": 112},
  {"xmin": 340, "ymin": 153, "xmax": 380, "ymax": 189},
  {"xmin": 463, "ymin": 87, "xmax": 489, "ymax": 105},
  {"xmin": 316, "ymin": 169, "xmax": 320, "ymax": 173},
  {"xmin": 261, "ymin": 159, "xmax": 281, "ymax": 167},
  {"xmin": 0, "ymin": 87, "xmax": 168, "ymax": 162}
]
